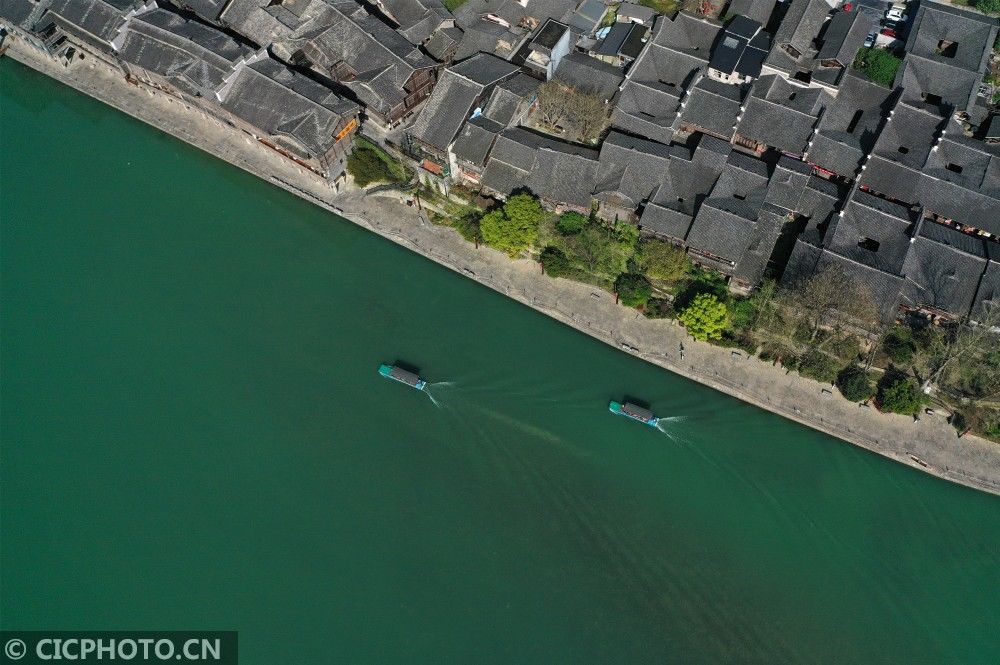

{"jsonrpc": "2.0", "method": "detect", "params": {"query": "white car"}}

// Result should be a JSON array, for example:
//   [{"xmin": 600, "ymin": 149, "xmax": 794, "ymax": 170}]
[{"xmin": 886, "ymin": 7, "xmax": 908, "ymax": 22}]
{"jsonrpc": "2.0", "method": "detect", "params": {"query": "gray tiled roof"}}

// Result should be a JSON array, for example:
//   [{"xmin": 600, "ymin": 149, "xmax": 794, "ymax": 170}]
[
  {"xmin": 482, "ymin": 72, "xmax": 540, "ymax": 125},
  {"xmin": 294, "ymin": 2, "xmax": 436, "ymax": 117},
  {"xmin": 372, "ymin": 0, "xmax": 452, "ymax": 45},
  {"xmin": 973, "ymin": 261, "xmax": 1000, "ymax": 318},
  {"xmin": 0, "ymin": 0, "xmax": 44, "ymax": 27},
  {"xmin": 806, "ymin": 72, "xmax": 896, "ymax": 178},
  {"xmin": 616, "ymin": 2, "xmax": 655, "ymax": 24},
  {"xmin": 676, "ymin": 75, "xmax": 743, "ymax": 139},
  {"xmin": 736, "ymin": 75, "xmax": 829, "ymax": 154},
  {"xmin": 410, "ymin": 52, "xmax": 518, "ymax": 153},
  {"xmin": 481, "ymin": 127, "xmax": 599, "ymax": 208},
  {"xmin": 116, "ymin": 8, "xmax": 254, "ymax": 95},
  {"xmin": 41, "ymin": 0, "xmax": 133, "ymax": 46},
  {"xmin": 906, "ymin": 3, "xmax": 997, "ymax": 74},
  {"xmin": 164, "ymin": 0, "xmax": 229, "ymax": 22},
  {"xmin": 219, "ymin": 56, "xmax": 358, "ymax": 158},
  {"xmin": 594, "ymin": 131, "xmax": 677, "ymax": 208},
  {"xmin": 726, "ymin": 0, "xmax": 776, "ymax": 27},
  {"xmin": 611, "ymin": 80, "xmax": 682, "ymax": 145},
  {"xmin": 554, "ymin": 52, "xmax": 624, "ymax": 101},
  {"xmin": 451, "ymin": 115, "xmax": 504, "ymax": 166},
  {"xmin": 901, "ymin": 220, "xmax": 989, "ymax": 316},
  {"xmin": 824, "ymin": 188, "xmax": 915, "ymax": 275}
]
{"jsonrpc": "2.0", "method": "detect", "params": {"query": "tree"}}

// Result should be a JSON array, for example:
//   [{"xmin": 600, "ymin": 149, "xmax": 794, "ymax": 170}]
[
  {"xmin": 480, "ymin": 193, "xmax": 543, "ymax": 257},
  {"xmin": 883, "ymin": 326, "xmax": 917, "ymax": 364},
  {"xmin": 679, "ymin": 293, "xmax": 729, "ymax": 342},
  {"xmin": 540, "ymin": 246, "xmax": 574, "ymax": 278},
  {"xmin": 615, "ymin": 273, "xmax": 652, "ymax": 308},
  {"xmin": 878, "ymin": 374, "xmax": 923, "ymax": 416},
  {"xmin": 556, "ymin": 212, "xmax": 588, "ymax": 235},
  {"xmin": 788, "ymin": 266, "xmax": 879, "ymax": 345},
  {"xmin": 535, "ymin": 81, "xmax": 609, "ymax": 143},
  {"xmin": 837, "ymin": 364, "xmax": 874, "ymax": 402},
  {"xmin": 637, "ymin": 239, "xmax": 690, "ymax": 283},
  {"xmin": 977, "ymin": 0, "xmax": 1000, "ymax": 14},
  {"xmin": 921, "ymin": 306, "xmax": 1000, "ymax": 393}
]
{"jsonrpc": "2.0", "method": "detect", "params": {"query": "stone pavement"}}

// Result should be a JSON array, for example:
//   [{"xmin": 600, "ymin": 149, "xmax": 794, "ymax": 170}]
[{"xmin": 9, "ymin": 39, "xmax": 999, "ymax": 496}]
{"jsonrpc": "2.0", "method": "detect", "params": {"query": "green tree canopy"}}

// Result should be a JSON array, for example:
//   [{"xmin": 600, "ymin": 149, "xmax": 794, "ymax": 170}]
[
  {"xmin": 555, "ymin": 212, "xmax": 588, "ymax": 235},
  {"xmin": 977, "ymin": 0, "xmax": 1000, "ymax": 14},
  {"xmin": 878, "ymin": 374, "xmax": 923, "ymax": 415},
  {"xmin": 883, "ymin": 326, "xmax": 917, "ymax": 364},
  {"xmin": 540, "ymin": 246, "xmax": 574, "ymax": 278},
  {"xmin": 679, "ymin": 293, "xmax": 729, "ymax": 342},
  {"xmin": 637, "ymin": 239, "xmax": 690, "ymax": 283},
  {"xmin": 480, "ymin": 193, "xmax": 543, "ymax": 257},
  {"xmin": 837, "ymin": 365, "xmax": 874, "ymax": 402},
  {"xmin": 615, "ymin": 273, "xmax": 652, "ymax": 308}
]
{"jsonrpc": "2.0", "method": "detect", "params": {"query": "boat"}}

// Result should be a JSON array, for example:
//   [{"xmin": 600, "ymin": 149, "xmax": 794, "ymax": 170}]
[
  {"xmin": 608, "ymin": 400, "xmax": 659, "ymax": 427},
  {"xmin": 378, "ymin": 363, "xmax": 427, "ymax": 391}
]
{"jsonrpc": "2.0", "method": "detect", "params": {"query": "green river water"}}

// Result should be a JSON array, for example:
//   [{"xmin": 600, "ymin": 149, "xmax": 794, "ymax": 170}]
[{"xmin": 2, "ymin": 59, "xmax": 998, "ymax": 663}]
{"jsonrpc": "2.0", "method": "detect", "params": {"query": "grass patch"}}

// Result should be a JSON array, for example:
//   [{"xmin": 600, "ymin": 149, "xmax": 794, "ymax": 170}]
[
  {"xmin": 638, "ymin": 0, "xmax": 680, "ymax": 14},
  {"xmin": 852, "ymin": 47, "xmax": 902, "ymax": 87},
  {"xmin": 442, "ymin": 0, "xmax": 468, "ymax": 10}
]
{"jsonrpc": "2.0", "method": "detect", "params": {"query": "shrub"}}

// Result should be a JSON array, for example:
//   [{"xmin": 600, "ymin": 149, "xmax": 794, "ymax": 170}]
[
  {"xmin": 797, "ymin": 350, "xmax": 841, "ymax": 383},
  {"xmin": 643, "ymin": 298, "xmax": 675, "ymax": 319},
  {"xmin": 678, "ymin": 293, "xmax": 729, "ymax": 342},
  {"xmin": 615, "ymin": 273, "xmax": 652, "ymax": 308},
  {"xmin": 877, "ymin": 373, "xmax": 923, "ymax": 416},
  {"xmin": 347, "ymin": 144, "xmax": 400, "ymax": 187},
  {"xmin": 540, "ymin": 246, "xmax": 574, "ymax": 278},
  {"xmin": 480, "ymin": 193, "xmax": 543, "ymax": 257},
  {"xmin": 837, "ymin": 365, "xmax": 874, "ymax": 402},
  {"xmin": 556, "ymin": 212, "xmax": 588, "ymax": 235},
  {"xmin": 883, "ymin": 326, "xmax": 917, "ymax": 364}
]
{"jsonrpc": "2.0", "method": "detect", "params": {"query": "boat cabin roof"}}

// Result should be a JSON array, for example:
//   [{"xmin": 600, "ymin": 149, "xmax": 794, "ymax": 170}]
[
  {"xmin": 623, "ymin": 403, "xmax": 654, "ymax": 420},
  {"xmin": 389, "ymin": 366, "xmax": 421, "ymax": 385}
]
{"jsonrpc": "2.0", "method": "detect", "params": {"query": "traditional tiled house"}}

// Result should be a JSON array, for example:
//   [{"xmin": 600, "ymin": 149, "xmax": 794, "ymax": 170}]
[
  {"xmin": 480, "ymin": 127, "xmax": 599, "ymax": 212},
  {"xmin": 217, "ymin": 54, "xmax": 360, "ymax": 179},
  {"xmin": 112, "ymin": 6, "xmax": 255, "ymax": 99},
  {"xmin": 408, "ymin": 52, "xmax": 520, "ymax": 171},
  {"xmin": 897, "ymin": 3, "xmax": 999, "ymax": 127},
  {"xmin": 805, "ymin": 72, "xmax": 897, "ymax": 181},
  {"xmin": 612, "ymin": 11, "xmax": 721, "ymax": 145},
  {"xmin": 734, "ymin": 74, "xmax": 831, "ymax": 156},
  {"xmin": 222, "ymin": 0, "xmax": 438, "ymax": 129}
]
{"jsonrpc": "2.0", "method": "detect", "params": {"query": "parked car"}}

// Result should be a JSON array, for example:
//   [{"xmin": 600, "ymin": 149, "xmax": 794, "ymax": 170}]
[
  {"xmin": 886, "ymin": 8, "xmax": 907, "ymax": 22},
  {"xmin": 880, "ymin": 27, "xmax": 897, "ymax": 38},
  {"xmin": 864, "ymin": 30, "xmax": 877, "ymax": 48}
]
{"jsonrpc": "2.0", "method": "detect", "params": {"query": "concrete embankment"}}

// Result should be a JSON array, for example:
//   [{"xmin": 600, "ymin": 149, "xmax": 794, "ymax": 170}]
[{"xmin": 7, "ymin": 39, "xmax": 999, "ymax": 496}]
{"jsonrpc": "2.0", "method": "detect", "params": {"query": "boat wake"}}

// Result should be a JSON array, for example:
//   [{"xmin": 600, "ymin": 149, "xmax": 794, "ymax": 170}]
[
  {"xmin": 425, "ymin": 389, "xmax": 443, "ymax": 408},
  {"xmin": 427, "ymin": 381, "xmax": 455, "ymax": 388},
  {"xmin": 655, "ymin": 416, "xmax": 689, "ymax": 441}
]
